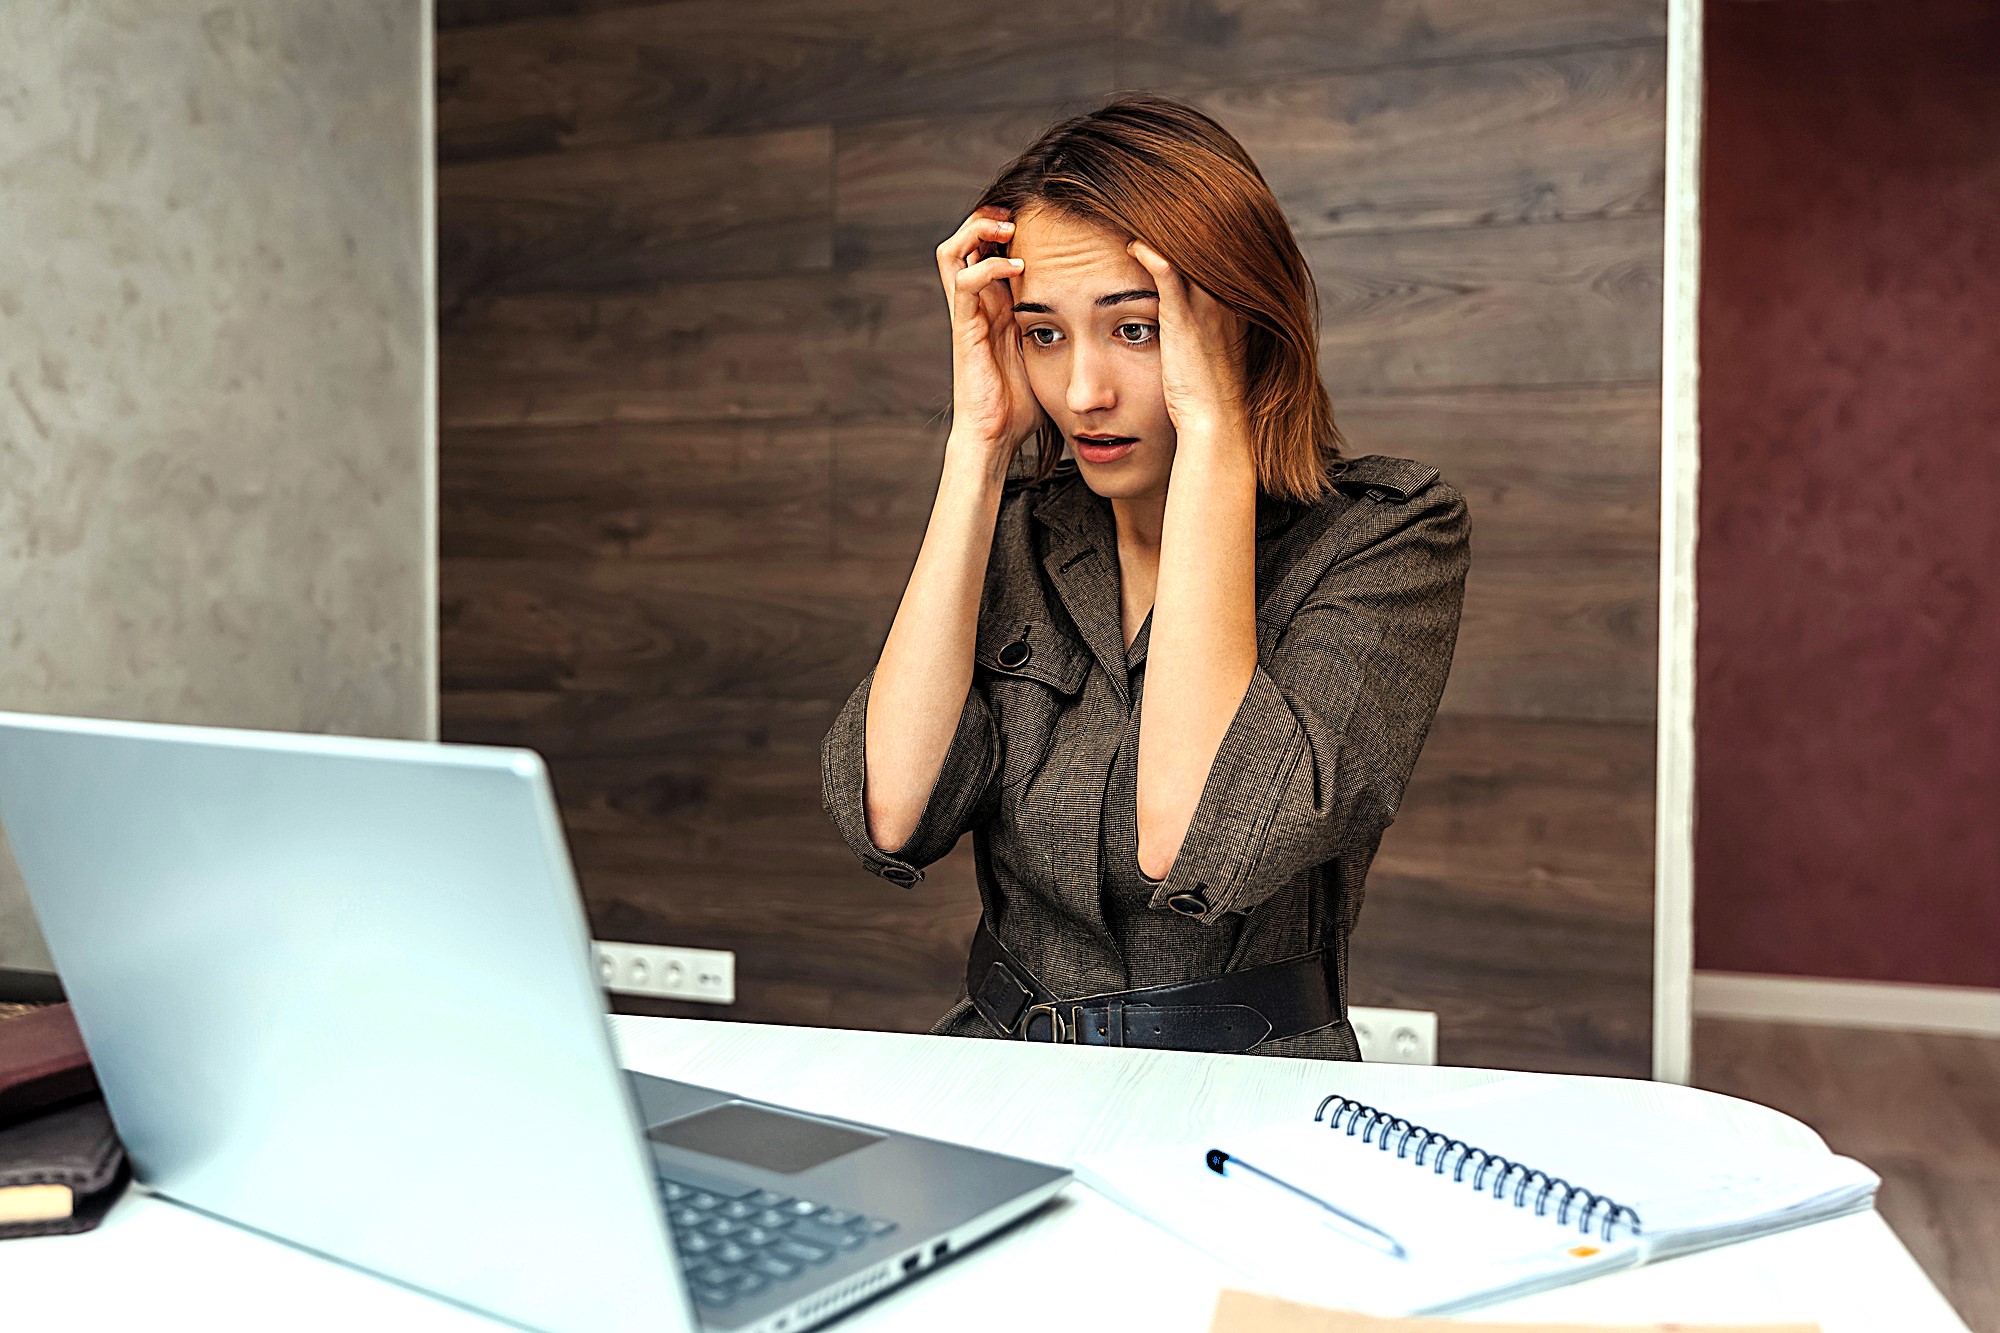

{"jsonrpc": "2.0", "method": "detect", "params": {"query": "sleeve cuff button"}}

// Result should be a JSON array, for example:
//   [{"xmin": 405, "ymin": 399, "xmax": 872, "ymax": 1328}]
[
  {"xmin": 1166, "ymin": 892, "xmax": 1208, "ymax": 917},
  {"xmin": 879, "ymin": 864, "xmax": 919, "ymax": 885}
]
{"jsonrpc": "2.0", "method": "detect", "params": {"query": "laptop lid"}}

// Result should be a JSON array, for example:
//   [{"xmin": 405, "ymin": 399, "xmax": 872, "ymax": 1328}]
[{"xmin": 0, "ymin": 711, "xmax": 694, "ymax": 1333}]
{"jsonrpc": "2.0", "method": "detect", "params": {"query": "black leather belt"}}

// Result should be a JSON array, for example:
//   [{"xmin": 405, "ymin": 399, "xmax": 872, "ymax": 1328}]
[{"xmin": 966, "ymin": 918, "xmax": 1339, "ymax": 1054}]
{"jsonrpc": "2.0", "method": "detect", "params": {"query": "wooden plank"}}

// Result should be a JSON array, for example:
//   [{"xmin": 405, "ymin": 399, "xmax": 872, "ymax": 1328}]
[
  {"xmin": 833, "ymin": 105, "xmax": 1073, "ymax": 272},
  {"xmin": 439, "ymin": 556, "xmax": 900, "ymax": 696},
  {"xmin": 1441, "ymin": 550, "xmax": 1658, "ymax": 722},
  {"xmin": 440, "ymin": 274, "xmax": 852, "ymax": 428},
  {"xmin": 585, "ymin": 856, "xmax": 982, "ymax": 993},
  {"xmin": 440, "ymin": 419, "xmax": 832, "ymax": 561},
  {"xmin": 1372, "ymin": 713, "xmax": 1655, "ymax": 922},
  {"xmin": 1350, "ymin": 712, "xmax": 1655, "ymax": 1075},
  {"xmin": 1117, "ymin": 0, "xmax": 1666, "ymax": 88},
  {"xmin": 831, "ymin": 416, "xmax": 947, "ymax": 562},
  {"xmin": 834, "ymin": 43, "xmax": 1665, "ymax": 271},
  {"xmin": 1311, "ymin": 215, "xmax": 1664, "ymax": 392},
  {"xmin": 1336, "ymin": 385, "xmax": 1660, "ymax": 557},
  {"xmin": 438, "ymin": 0, "xmax": 650, "ymax": 26},
  {"xmin": 441, "ymin": 690, "xmax": 851, "ymax": 865},
  {"xmin": 435, "ymin": 0, "xmax": 1116, "ymax": 162},
  {"xmin": 439, "ymin": 270, "xmax": 950, "ymax": 430},
  {"xmin": 437, "ymin": 128, "xmax": 832, "ymax": 313},
  {"xmin": 1348, "ymin": 905, "xmax": 1653, "ymax": 1075}
]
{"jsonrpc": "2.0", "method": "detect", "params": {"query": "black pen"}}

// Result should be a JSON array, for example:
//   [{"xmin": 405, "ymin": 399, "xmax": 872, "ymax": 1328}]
[{"xmin": 1206, "ymin": 1148, "xmax": 1410, "ymax": 1261}]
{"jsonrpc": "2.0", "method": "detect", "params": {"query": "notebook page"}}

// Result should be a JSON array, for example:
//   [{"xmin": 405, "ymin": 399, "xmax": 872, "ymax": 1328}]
[
  {"xmin": 1378, "ymin": 1080, "xmax": 1878, "ymax": 1249},
  {"xmin": 1077, "ymin": 1118, "xmax": 1639, "ymax": 1316}
]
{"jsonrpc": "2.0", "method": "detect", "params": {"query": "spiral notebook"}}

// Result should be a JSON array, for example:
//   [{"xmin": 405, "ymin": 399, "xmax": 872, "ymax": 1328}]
[{"xmin": 1077, "ymin": 1079, "xmax": 1879, "ymax": 1316}]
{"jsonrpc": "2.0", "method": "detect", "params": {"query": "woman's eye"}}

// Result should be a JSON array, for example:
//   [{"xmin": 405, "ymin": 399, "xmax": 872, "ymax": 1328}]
[
  {"xmin": 1117, "ymin": 323, "xmax": 1157, "ymax": 346},
  {"xmin": 1025, "ymin": 328, "xmax": 1059, "ymax": 348}
]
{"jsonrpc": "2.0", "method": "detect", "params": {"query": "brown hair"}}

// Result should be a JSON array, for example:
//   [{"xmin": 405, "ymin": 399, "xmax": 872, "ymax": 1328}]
[{"xmin": 976, "ymin": 94, "xmax": 1345, "ymax": 503}]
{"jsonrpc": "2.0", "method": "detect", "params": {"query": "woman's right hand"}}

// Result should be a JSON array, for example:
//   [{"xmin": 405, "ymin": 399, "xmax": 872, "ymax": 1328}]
[{"xmin": 936, "ymin": 206, "xmax": 1041, "ymax": 472}]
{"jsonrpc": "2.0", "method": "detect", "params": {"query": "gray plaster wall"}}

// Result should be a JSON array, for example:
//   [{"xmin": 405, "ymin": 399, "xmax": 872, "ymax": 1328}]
[{"xmin": 0, "ymin": 3, "xmax": 435, "ymax": 970}]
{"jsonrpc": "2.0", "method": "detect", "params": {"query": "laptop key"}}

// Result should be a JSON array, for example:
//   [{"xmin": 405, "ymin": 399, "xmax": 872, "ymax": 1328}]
[
  {"xmin": 753, "ymin": 1209, "xmax": 793, "ymax": 1229},
  {"xmin": 671, "ymin": 1208, "xmax": 704, "ymax": 1230},
  {"xmin": 861, "ymin": 1218, "xmax": 898, "ymax": 1237},
  {"xmin": 692, "ymin": 1287, "xmax": 735, "ymax": 1310},
  {"xmin": 687, "ymin": 1262, "xmax": 732, "ymax": 1288},
  {"xmin": 749, "ymin": 1254, "xmax": 797, "ymax": 1280},
  {"xmin": 745, "ymin": 1190, "xmax": 787, "ymax": 1208},
  {"xmin": 719, "ymin": 1199, "xmax": 758, "ymax": 1220},
  {"xmin": 705, "ymin": 1217, "xmax": 746, "ymax": 1238},
  {"xmin": 660, "ymin": 1182, "xmax": 691, "ymax": 1202},
  {"xmin": 713, "ymin": 1242, "xmax": 753, "ymax": 1265},
  {"xmin": 774, "ymin": 1238, "xmax": 829, "ymax": 1265},
  {"xmin": 678, "ymin": 1232, "xmax": 715, "ymax": 1255},
  {"xmin": 790, "ymin": 1219, "xmax": 864, "ymax": 1251},
  {"xmin": 740, "ymin": 1226, "xmax": 779, "ymax": 1247},
  {"xmin": 687, "ymin": 1191, "xmax": 721, "ymax": 1210},
  {"xmin": 815, "ymin": 1208, "xmax": 856, "ymax": 1227}
]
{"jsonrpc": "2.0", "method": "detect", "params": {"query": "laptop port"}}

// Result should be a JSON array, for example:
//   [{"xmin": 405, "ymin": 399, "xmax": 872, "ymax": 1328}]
[
  {"xmin": 930, "ymin": 1239, "xmax": 950, "ymax": 1262},
  {"xmin": 901, "ymin": 1253, "xmax": 921, "ymax": 1274}
]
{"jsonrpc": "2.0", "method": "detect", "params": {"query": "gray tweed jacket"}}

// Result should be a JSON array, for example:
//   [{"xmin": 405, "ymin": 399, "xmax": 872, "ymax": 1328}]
[{"xmin": 820, "ymin": 455, "xmax": 1469, "ymax": 1060}]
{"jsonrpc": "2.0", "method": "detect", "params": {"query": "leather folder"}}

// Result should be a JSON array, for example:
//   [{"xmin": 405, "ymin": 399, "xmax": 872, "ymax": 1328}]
[
  {"xmin": 0, "ymin": 1004, "xmax": 129, "ymax": 1238},
  {"xmin": 0, "ymin": 1003, "xmax": 97, "ymax": 1124}
]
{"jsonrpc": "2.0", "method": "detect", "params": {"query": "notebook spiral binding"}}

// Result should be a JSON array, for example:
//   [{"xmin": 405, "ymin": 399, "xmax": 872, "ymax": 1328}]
[{"xmin": 1313, "ymin": 1095, "xmax": 1644, "ymax": 1242}]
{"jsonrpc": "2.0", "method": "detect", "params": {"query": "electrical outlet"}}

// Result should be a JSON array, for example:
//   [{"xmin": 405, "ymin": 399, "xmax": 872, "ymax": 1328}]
[
  {"xmin": 594, "ymin": 941, "xmax": 735, "ymax": 1005},
  {"xmin": 1348, "ymin": 1006, "xmax": 1438, "ymax": 1065}
]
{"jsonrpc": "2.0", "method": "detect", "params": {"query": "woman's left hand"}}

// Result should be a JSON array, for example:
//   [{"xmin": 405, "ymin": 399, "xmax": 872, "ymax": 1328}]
[{"xmin": 1126, "ymin": 239, "xmax": 1251, "ymax": 444}]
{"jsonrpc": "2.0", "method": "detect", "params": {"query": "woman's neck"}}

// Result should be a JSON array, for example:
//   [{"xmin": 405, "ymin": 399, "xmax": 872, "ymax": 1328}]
[{"xmin": 1109, "ymin": 490, "xmax": 1168, "ymax": 555}]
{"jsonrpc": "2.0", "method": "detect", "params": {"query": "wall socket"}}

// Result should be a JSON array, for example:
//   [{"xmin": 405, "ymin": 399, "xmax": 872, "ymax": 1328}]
[
  {"xmin": 594, "ymin": 941, "xmax": 735, "ymax": 1005},
  {"xmin": 1349, "ymin": 1006, "xmax": 1438, "ymax": 1065}
]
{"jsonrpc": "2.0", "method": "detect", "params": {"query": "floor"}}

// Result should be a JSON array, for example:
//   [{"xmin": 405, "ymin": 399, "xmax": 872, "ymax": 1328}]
[{"xmin": 1693, "ymin": 1018, "xmax": 2000, "ymax": 1333}]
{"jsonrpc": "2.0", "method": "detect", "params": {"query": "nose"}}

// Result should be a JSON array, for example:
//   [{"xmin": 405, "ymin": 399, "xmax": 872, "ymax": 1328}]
[{"xmin": 1064, "ymin": 344, "xmax": 1117, "ymax": 417}]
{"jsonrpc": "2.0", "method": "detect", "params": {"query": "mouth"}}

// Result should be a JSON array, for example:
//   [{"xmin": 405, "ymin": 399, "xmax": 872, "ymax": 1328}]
[{"xmin": 1073, "ymin": 434, "xmax": 1138, "ymax": 463}]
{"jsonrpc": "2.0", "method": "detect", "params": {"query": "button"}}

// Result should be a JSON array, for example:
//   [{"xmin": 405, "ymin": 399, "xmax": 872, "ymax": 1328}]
[
  {"xmin": 879, "ymin": 863, "xmax": 918, "ymax": 885},
  {"xmin": 997, "ymin": 639, "xmax": 1031, "ymax": 669},
  {"xmin": 1166, "ymin": 892, "xmax": 1208, "ymax": 917}
]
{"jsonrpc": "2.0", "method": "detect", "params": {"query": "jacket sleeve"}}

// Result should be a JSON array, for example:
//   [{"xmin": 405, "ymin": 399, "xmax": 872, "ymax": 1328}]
[
  {"xmin": 1138, "ymin": 482, "xmax": 1471, "ymax": 924},
  {"xmin": 820, "ymin": 668, "xmax": 1002, "ymax": 886}
]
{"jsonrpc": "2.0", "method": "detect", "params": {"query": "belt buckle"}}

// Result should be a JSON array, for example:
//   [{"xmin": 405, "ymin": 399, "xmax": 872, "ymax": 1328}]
[{"xmin": 1021, "ymin": 1003, "xmax": 1073, "ymax": 1043}]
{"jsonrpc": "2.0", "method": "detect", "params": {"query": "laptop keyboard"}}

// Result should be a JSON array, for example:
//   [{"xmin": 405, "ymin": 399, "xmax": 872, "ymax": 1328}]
[{"xmin": 659, "ymin": 1176, "xmax": 900, "ymax": 1313}]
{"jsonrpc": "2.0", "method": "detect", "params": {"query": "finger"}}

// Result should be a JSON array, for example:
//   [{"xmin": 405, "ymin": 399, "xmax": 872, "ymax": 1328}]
[
  {"xmin": 937, "ymin": 212, "xmax": 1018, "ymax": 284},
  {"xmin": 1126, "ymin": 238, "xmax": 1187, "ymax": 312},
  {"xmin": 952, "ymin": 254, "xmax": 1025, "ymax": 321}
]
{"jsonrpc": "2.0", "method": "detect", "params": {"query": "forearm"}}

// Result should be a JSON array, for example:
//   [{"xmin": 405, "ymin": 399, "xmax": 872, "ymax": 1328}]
[
  {"xmin": 1135, "ymin": 426, "xmax": 1261, "ymax": 880},
  {"xmin": 863, "ymin": 439, "xmax": 1009, "ymax": 852}
]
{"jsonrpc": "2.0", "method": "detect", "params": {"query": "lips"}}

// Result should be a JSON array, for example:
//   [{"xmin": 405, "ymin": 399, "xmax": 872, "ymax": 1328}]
[{"xmin": 1073, "ymin": 435, "xmax": 1137, "ymax": 463}]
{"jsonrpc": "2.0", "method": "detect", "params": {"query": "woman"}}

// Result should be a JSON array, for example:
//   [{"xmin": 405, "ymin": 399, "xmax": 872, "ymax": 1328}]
[{"xmin": 820, "ymin": 95, "xmax": 1469, "ymax": 1059}]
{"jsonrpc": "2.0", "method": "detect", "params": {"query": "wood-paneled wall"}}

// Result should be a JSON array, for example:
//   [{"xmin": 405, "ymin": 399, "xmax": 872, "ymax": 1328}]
[{"xmin": 436, "ymin": 0, "xmax": 1666, "ymax": 1074}]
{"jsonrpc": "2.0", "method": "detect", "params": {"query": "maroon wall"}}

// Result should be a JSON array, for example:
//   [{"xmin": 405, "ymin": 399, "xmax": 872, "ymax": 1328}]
[{"xmin": 1696, "ymin": 0, "xmax": 2000, "ymax": 986}]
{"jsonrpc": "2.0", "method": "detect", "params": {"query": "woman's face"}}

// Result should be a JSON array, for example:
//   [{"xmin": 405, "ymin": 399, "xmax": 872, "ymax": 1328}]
[{"xmin": 1006, "ymin": 205, "xmax": 1177, "ymax": 504}]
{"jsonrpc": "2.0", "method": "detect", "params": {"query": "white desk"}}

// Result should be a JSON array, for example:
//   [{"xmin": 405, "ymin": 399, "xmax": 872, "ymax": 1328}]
[{"xmin": 1, "ymin": 1017, "xmax": 1969, "ymax": 1332}]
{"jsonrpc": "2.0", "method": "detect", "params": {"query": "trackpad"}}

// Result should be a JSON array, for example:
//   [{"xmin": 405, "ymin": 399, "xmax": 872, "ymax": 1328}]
[{"xmin": 647, "ymin": 1102, "xmax": 882, "ymax": 1175}]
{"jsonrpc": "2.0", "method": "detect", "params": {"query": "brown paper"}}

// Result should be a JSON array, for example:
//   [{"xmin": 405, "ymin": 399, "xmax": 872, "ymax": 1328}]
[{"xmin": 1209, "ymin": 1289, "xmax": 1822, "ymax": 1333}]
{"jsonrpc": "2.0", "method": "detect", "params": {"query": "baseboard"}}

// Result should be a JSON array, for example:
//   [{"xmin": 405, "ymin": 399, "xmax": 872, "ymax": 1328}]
[{"xmin": 1694, "ymin": 970, "xmax": 2000, "ymax": 1037}]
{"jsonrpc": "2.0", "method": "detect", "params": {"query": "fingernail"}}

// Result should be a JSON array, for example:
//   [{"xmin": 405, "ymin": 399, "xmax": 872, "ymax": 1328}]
[
  {"xmin": 998, "ymin": 221, "xmax": 1015, "ymax": 232},
  {"xmin": 1008, "ymin": 258, "xmax": 1024, "ymax": 268}
]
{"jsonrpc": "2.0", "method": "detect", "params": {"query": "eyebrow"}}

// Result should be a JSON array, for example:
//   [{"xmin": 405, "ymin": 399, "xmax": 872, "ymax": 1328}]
[{"xmin": 1012, "ymin": 288, "xmax": 1159, "ymax": 315}]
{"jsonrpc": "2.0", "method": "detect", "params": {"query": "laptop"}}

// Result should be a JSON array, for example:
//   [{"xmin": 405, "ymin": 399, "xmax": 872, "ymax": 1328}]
[{"xmin": 0, "ymin": 710, "xmax": 1069, "ymax": 1333}]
